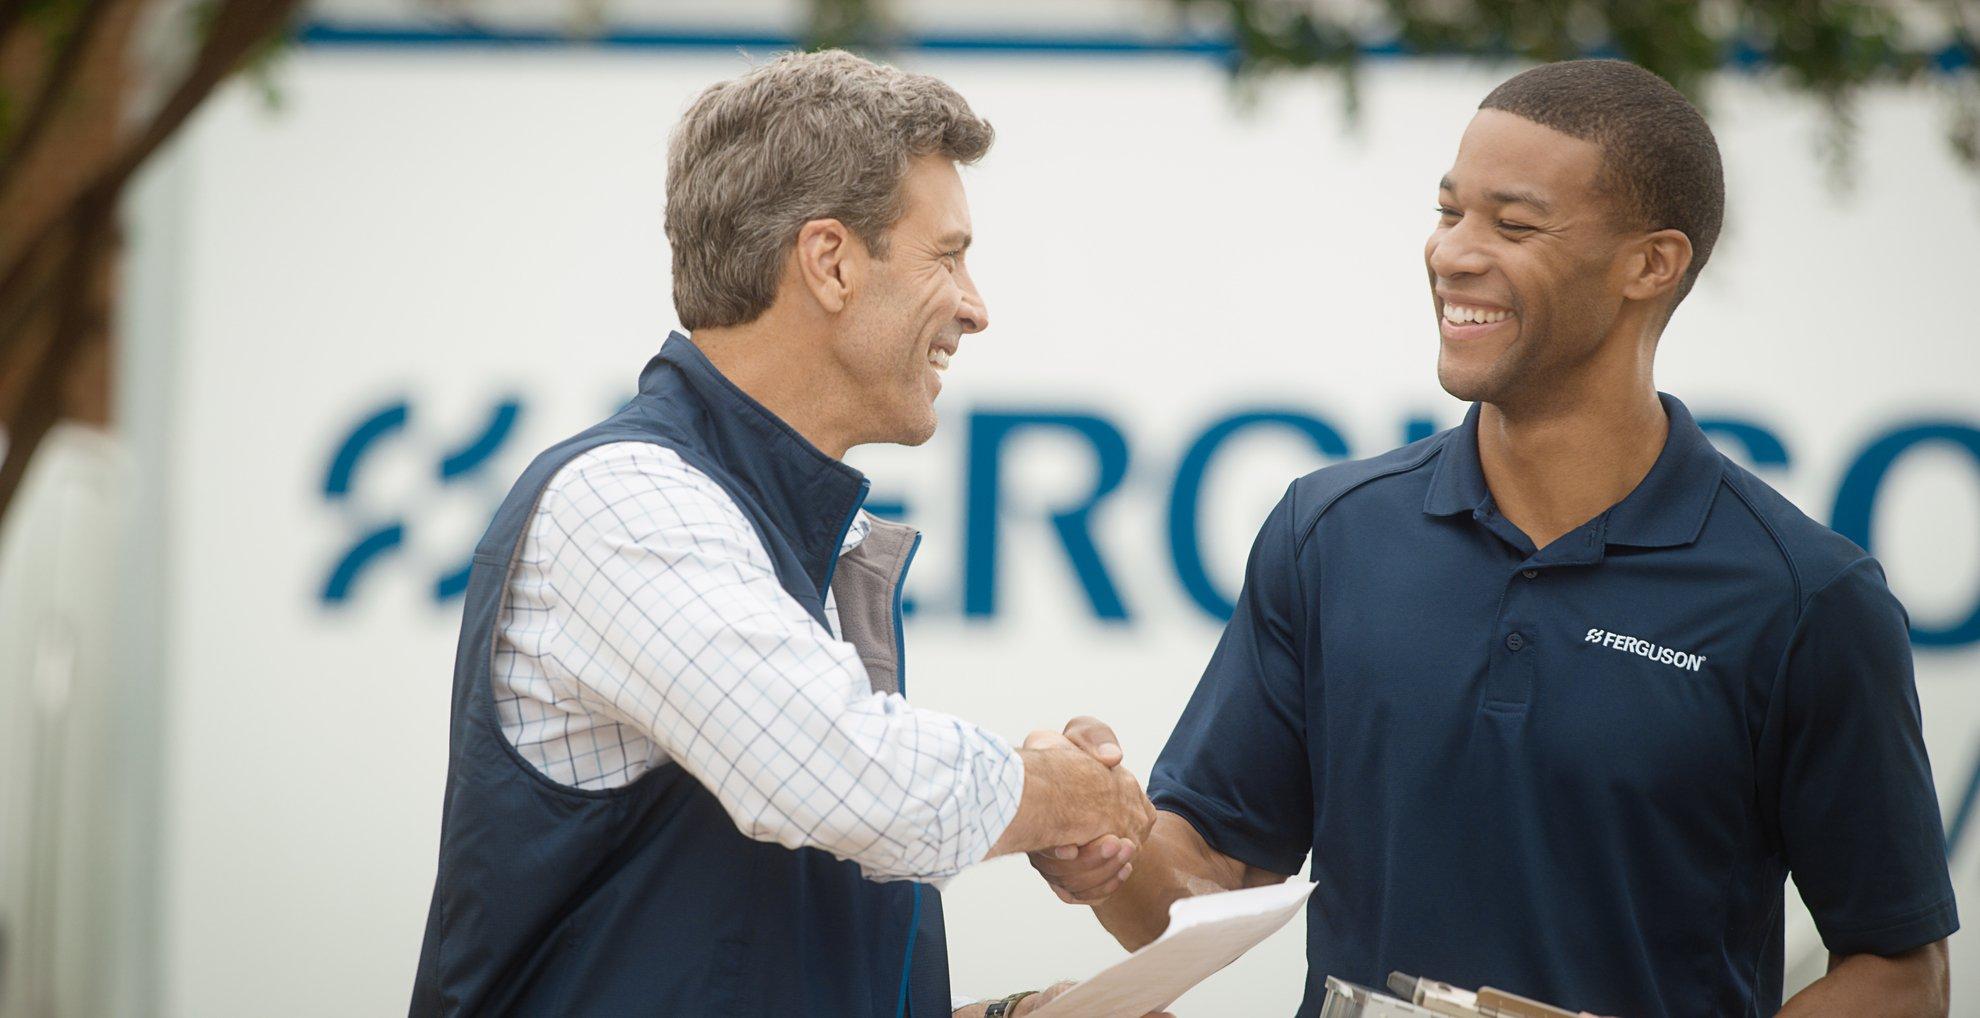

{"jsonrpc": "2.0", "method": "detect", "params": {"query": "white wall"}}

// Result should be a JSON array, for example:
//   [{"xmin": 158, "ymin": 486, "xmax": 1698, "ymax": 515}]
[{"xmin": 124, "ymin": 46, "xmax": 1980, "ymax": 1016}]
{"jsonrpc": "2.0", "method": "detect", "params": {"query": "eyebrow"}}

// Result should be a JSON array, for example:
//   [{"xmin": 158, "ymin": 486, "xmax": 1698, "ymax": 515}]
[
  {"xmin": 936, "ymin": 230, "xmax": 973, "ymax": 252},
  {"xmin": 1439, "ymin": 176, "xmax": 1554, "ymax": 214}
]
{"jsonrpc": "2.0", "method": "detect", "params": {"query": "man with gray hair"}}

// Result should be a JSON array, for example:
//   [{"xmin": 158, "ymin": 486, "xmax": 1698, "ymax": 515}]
[{"xmin": 411, "ymin": 50, "xmax": 1154, "ymax": 1017}]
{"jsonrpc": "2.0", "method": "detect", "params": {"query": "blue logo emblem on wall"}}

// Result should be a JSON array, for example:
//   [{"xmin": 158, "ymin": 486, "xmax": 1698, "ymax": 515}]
[{"xmin": 319, "ymin": 397, "xmax": 522, "ymax": 605}]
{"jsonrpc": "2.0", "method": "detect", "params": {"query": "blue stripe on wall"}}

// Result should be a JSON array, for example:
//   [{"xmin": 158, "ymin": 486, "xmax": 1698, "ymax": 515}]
[{"xmin": 296, "ymin": 20, "xmax": 1971, "ymax": 72}]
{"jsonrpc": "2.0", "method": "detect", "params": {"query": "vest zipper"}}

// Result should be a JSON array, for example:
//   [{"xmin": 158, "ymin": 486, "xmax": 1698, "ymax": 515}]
[
  {"xmin": 818, "ymin": 478, "xmax": 873, "ymax": 632},
  {"xmin": 891, "ymin": 532, "xmax": 922, "ymax": 696}
]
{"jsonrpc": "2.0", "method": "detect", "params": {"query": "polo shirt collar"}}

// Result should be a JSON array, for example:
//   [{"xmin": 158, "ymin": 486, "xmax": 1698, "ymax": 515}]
[
  {"xmin": 1423, "ymin": 392, "xmax": 1723, "ymax": 550},
  {"xmin": 1423, "ymin": 402, "xmax": 1492, "ymax": 519},
  {"xmin": 1604, "ymin": 393, "xmax": 1723, "ymax": 548}
]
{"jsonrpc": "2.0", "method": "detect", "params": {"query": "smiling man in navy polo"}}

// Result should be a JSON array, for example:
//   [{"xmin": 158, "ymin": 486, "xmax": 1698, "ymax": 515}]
[{"xmin": 1028, "ymin": 60, "xmax": 1955, "ymax": 1017}]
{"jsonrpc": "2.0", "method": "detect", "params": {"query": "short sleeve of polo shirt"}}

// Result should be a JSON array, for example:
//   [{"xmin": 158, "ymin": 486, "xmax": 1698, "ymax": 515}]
[
  {"xmin": 1148, "ymin": 486, "xmax": 1312, "ymax": 877},
  {"xmin": 1766, "ymin": 557, "xmax": 1958, "ymax": 956}
]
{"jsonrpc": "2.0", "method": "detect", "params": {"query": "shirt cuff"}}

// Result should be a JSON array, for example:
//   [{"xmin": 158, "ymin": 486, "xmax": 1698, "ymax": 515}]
[
  {"xmin": 1149, "ymin": 783, "xmax": 1308, "ymax": 877},
  {"xmin": 1818, "ymin": 895, "xmax": 1959, "ymax": 957},
  {"xmin": 977, "ymin": 742, "xmax": 1025, "ymax": 861}
]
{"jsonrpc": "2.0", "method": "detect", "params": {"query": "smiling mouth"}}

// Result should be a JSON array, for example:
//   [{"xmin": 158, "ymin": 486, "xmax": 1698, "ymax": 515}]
[
  {"xmin": 1442, "ymin": 301, "xmax": 1513, "ymax": 325},
  {"xmin": 927, "ymin": 348, "xmax": 952, "ymax": 372},
  {"xmin": 1440, "ymin": 301, "xmax": 1515, "ymax": 336}
]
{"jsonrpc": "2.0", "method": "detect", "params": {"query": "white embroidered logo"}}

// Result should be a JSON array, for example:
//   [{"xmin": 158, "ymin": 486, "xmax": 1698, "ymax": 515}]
[{"xmin": 1584, "ymin": 628, "xmax": 1707, "ymax": 672}]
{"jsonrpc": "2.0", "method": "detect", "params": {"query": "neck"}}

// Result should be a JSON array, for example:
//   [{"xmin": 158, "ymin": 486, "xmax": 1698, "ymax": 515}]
[
  {"xmin": 690, "ymin": 306, "xmax": 852, "ymax": 460},
  {"xmin": 1476, "ymin": 372, "xmax": 1667, "ymax": 551}
]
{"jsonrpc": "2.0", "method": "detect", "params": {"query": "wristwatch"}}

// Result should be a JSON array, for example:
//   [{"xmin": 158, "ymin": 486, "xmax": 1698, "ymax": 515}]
[{"xmin": 983, "ymin": 990, "xmax": 1038, "ymax": 1017}]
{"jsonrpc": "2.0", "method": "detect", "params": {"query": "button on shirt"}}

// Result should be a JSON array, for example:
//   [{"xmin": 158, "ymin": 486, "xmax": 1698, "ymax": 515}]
[
  {"xmin": 492, "ymin": 441, "xmax": 1024, "ymax": 885},
  {"xmin": 1150, "ymin": 394, "xmax": 1957, "ymax": 1018}
]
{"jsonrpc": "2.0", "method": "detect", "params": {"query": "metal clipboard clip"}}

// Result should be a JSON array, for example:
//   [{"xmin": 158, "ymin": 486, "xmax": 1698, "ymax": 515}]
[{"xmin": 1319, "ymin": 972, "xmax": 1580, "ymax": 1018}]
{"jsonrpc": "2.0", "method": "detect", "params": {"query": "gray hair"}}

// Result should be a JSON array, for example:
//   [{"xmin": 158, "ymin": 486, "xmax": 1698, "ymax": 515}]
[{"xmin": 665, "ymin": 49, "xmax": 995, "ymax": 331}]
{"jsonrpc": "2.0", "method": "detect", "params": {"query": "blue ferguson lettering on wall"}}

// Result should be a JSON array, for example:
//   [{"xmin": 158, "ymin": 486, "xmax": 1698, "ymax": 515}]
[
  {"xmin": 319, "ymin": 396, "xmax": 522, "ymax": 605},
  {"xmin": 965, "ymin": 410, "xmax": 1133, "ymax": 620},
  {"xmin": 316, "ymin": 401, "xmax": 1980, "ymax": 653},
  {"xmin": 1167, "ymin": 410, "xmax": 1350, "ymax": 620},
  {"xmin": 321, "ymin": 399, "xmax": 412, "ymax": 603},
  {"xmin": 1830, "ymin": 421, "xmax": 1980, "ymax": 648}
]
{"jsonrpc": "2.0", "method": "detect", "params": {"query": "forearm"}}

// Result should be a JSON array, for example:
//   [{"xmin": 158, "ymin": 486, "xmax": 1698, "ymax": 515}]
[
  {"xmin": 1777, "ymin": 943, "xmax": 1948, "ymax": 1018},
  {"xmin": 644, "ymin": 616, "xmax": 1023, "ymax": 879},
  {"xmin": 722, "ymin": 691, "xmax": 1023, "ymax": 880},
  {"xmin": 1093, "ymin": 810, "xmax": 1263, "ymax": 950}
]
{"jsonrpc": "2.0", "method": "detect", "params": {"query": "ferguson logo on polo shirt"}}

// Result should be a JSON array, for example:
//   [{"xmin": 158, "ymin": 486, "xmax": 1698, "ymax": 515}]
[{"xmin": 1585, "ymin": 628, "xmax": 1707, "ymax": 672}]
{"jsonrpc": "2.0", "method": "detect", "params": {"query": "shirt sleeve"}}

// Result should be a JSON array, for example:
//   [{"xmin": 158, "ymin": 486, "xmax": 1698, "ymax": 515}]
[
  {"xmin": 533, "ymin": 443, "xmax": 1024, "ymax": 883},
  {"xmin": 1148, "ymin": 484, "xmax": 1313, "ymax": 876},
  {"xmin": 1764, "ymin": 557, "xmax": 1958, "ymax": 956}
]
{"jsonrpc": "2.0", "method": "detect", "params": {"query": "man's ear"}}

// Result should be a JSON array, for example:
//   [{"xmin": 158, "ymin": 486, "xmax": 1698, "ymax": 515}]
[
  {"xmin": 792, "ymin": 218, "xmax": 866, "ymax": 314},
  {"xmin": 1622, "ymin": 228, "xmax": 1693, "ymax": 305}
]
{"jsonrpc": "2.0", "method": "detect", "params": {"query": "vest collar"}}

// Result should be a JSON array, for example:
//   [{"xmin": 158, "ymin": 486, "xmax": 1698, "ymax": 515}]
[{"xmin": 638, "ymin": 332, "xmax": 870, "ymax": 597}]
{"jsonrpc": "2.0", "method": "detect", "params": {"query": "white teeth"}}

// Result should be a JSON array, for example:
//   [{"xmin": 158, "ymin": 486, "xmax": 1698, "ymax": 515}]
[
  {"xmin": 1442, "ymin": 302, "xmax": 1512, "ymax": 325},
  {"xmin": 927, "ymin": 348, "xmax": 951, "ymax": 371}
]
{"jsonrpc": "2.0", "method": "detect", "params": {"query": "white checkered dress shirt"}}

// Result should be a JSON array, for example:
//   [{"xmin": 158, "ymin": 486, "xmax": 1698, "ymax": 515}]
[{"xmin": 491, "ymin": 441, "xmax": 1024, "ymax": 885}]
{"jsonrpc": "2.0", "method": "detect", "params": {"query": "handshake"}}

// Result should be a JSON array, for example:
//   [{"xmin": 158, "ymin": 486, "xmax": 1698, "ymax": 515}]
[{"xmin": 990, "ymin": 716, "xmax": 1158, "ymax": 906}]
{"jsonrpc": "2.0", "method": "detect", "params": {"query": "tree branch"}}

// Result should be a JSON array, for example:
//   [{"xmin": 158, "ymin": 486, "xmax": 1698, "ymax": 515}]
[
  {"xmin": 0, "ymin": 0, "xmax": 120, "ymax": 181},
  {"xmin": 0, "ymin": 0, "xmax": 301, "ymax": 367},
  {"xmin": 0, "ymin": 0, "xmax": 33, "ymax": 53}
]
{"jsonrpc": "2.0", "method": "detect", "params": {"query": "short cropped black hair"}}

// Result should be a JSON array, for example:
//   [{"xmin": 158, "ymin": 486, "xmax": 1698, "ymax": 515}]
[{"xmin": 1480, "ymin": 60, "xmax": 1725, "ymax": 306}]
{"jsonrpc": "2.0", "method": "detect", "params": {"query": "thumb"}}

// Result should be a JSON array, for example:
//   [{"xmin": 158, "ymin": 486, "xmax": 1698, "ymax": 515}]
[{"xmin": 1062, "ymin": 716, "xmax": 1124, "ymax": 767}]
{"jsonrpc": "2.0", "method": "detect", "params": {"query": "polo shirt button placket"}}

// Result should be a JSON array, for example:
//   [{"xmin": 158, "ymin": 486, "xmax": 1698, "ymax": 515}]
[{"xmin": 1504, "ymin": 631, "xmax": 1526, "ymax": 652}]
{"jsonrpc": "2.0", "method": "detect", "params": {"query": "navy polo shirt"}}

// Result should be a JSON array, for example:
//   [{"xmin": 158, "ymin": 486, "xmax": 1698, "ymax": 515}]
[{"xmin": 1149, "ymin": 393, "xmax": 1956, "ymax": 1018}]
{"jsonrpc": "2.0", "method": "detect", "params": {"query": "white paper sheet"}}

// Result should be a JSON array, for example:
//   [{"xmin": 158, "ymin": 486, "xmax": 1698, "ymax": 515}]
[{"xmin": 1027, "ymin": 881, "xmax": 1315, "ymax": 1017}]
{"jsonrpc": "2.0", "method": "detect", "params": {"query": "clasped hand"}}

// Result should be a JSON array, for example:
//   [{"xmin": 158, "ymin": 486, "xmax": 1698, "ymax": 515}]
[{"xmin": 1023, "ymin": 716, "xmax": 1151, "ymax": 905}]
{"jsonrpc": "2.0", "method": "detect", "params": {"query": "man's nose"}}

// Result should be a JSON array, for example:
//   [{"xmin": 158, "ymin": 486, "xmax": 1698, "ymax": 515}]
[
  {"xmin": 1426, "ymin": 220, "xmax": 1490, "ymax": 281},
  {"xmin": 957, "ymin": 266, "xmax": 990, "ymax": 334}
]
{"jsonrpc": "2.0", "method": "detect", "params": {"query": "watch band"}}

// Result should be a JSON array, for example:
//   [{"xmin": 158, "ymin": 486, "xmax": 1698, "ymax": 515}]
[{"xmin": 983, "ymin": 990, "xmax": 1038, "ymax": 1017}]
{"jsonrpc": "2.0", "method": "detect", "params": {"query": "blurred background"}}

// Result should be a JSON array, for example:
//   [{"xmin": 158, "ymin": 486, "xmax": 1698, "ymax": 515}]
[{"xmin": 1, "ymin": 0, "xmax": 1976, "ymax": 1015}]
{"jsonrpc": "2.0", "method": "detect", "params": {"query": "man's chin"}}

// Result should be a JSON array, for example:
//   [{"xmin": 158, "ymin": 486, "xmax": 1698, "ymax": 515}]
[
  {"xmin": 1438, "ymin": 341, "xmax": 1529, "ymax": 404},
  {"xmin": 901, "ymin": 410, "xmax": 938, "ymax": 447},
  {"xmin": 1436, "ymin": 360, "xmax": 1488, "ymax": 404},
  {"xmin": 878, "ymin": 405, "xmax": 939, "ymax": 449}
]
